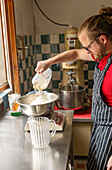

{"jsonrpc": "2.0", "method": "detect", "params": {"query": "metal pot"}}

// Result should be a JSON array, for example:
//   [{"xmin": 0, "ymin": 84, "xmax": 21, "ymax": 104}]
[
  {"xmin": 17, "ymin": 92, "xmax": 59, "ymax": 116},
  {"xmin": 59, "ymin": 84, "xmax": 86, "ymax": 109}
]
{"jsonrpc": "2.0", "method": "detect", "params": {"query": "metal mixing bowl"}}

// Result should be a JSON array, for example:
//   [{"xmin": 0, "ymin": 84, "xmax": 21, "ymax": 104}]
[
  {"xmin": 17, "ymin": 92, "xmax": 59, "ymax": 116},
  {"xmin": 59, "ymin": 84, "xmax": 86, "ymax": 109}
]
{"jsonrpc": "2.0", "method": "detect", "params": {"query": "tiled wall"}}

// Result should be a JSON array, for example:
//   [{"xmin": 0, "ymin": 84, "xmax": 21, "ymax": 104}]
[{"xmin": 17, "ymin": 34, "xmax": 96, "ymax": 96}]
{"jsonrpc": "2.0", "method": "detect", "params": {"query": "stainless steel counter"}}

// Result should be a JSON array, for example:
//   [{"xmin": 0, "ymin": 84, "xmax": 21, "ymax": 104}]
[{"xmin": 0, "ymin": 110, "xmax": 73, "ymax": 170}]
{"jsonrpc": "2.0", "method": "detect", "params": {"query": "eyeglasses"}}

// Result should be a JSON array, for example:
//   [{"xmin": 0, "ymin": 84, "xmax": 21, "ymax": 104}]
[{"xmin": 83, "ymin": 35, "xmax": 100, "ymax": 52}]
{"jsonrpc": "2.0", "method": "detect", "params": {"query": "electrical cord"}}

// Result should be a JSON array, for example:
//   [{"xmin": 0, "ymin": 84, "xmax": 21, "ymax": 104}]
[{"xmin": 34, "ymin": 0, "xmax": 70, "ymax": 27}]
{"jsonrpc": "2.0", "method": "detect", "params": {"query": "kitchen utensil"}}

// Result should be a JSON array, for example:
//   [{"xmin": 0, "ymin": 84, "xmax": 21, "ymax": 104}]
[
  {"xmin": 32, "ymin": 68, "xmax": 52, "ymax": 91},
  {"xmin": 17, "ymin": 91, "xmax": 59, "ymax": 116},
  {"xmin": 28, "ymin": 117, "xmax": 56, "ymax": 149},
  {"xmin": 59, "ymin": 84, "xmax": 86, "ymax": 109}
]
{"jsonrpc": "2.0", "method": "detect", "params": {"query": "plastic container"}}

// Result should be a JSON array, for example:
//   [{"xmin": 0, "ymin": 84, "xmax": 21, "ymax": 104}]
[
  {"xmin": 8, "ymin": 93, "xmax": 21, "ymax": 112},
  {"xmin": 32, "ymin": 68, "xmax": 52, "ymax": 91},
  {"xmin": 28, "ymin": 117, "xmax": 56, "ymax": 149}
]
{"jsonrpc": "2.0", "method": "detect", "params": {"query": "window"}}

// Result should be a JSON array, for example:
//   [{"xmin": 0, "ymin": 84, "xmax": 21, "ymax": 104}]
[{"xmin": 0, "ymin": 0, "xmax": 20, "ymax": 93}]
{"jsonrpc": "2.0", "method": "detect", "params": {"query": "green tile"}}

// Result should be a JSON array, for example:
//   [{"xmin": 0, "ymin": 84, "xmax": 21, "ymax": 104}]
[
  {"xmin": 46, "ymin": 89, "xmax": 52, "ymax": 92},
  {"xmin": 20, "ymin": 83, "xmax": 24, "ymax": 95},
  {"xmin": 52, "ymin": 80, "xmax": 61, "ymax": 89},
  {"xmin": 29, "ymin": 68, "xmax": 32, "ymax": 77},
  {"xmin": 27, "ymin": 78, "xmax": 30, "ymax": 89},
  {"xmin": 59, "ymin": 34, "xmax": 65, "ymax": 43},
  {"xmin": 42, "ymin": 54, "xmax": 51, "ymax": 60},
  {"xmin": 23, "ymin": 70, "xmax": 26, "ymax": 81},
  {"xmin": 88, "ymin": 80, "xmax": 94, "ymax": 88},
  {"xmin": 36, "ymin": 45, "xmax": 41, "ymax": 54},
  {"xmin": 84, "ymin": 70, "xmax": 88, "ymax": 80},
  {"xmin": 25, "ymin": 36, "xmax": 27, "ymax": 46},
  {"xmin": 31, "ymin": 56, "xmax": 33, "ymax": 65},
  {"xmin": 86, "ymin": 88, "xmax": 88, "ymax": 94},
  {"xmin": 61, "ymin": 71, "xmax": 63, "ymax": 80},
  {"xmin": 29, "ymin": 35, "xmax": 32, "ymax": 45},
  {"xmin": 16, "ymin": 36, "xmax": 20, "ymax": 47},
  {"xmin": 25, "ymin": 58, "xmax": 28, "ymax": 68},
  {"xmin": 51, "ymin": 64, "xmax": 60, "ymax": 71},
  {"xmin": 88, "ymin": 61, "xmax": 97, "ymax": 70},
  {"xmin": 41, "ymin": 35, "xmax": 50, "ymax": 44},
  {"xmin": 19, "ymin": 60, "xmax": 22, "ymax": 69},
  {"xmin": 51, "ymin": 44, "xmax": 59, "ymax": 53},
  {"xmin": 28, "ymin": 46, "xmax": 30, "ymax": 56},
  {"xmin": 34, "ymin": 35, "xmax": 36, "ymax": 44},
  {"xmin": 25, "ymin": 90, "xmax": 28, "ymax": 95},
  {"xmin": 33, "ymin": 45, "xmax": 36, "ymax": 54}
]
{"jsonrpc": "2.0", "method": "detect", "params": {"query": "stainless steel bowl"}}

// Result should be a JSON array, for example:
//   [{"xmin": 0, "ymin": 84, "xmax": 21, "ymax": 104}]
[
  {"xmin": 59, "ymin": 84, "xmax": 86, "ymax": 109},
  {"xmin": 17, "ymin": 92, "xmax": 59, "ymax": 116}
]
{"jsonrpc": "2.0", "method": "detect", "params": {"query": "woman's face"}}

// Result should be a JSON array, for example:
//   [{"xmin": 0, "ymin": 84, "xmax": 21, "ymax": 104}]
[{"xmin": 78, "ymin": 29, "xmax": 106, "ymax": 59}]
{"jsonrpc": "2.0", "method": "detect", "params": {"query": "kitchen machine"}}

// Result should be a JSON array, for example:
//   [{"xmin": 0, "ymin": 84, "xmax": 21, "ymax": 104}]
[{"xmin": 59, "ymin": 27, "xmax": 88, "ymax": 110}]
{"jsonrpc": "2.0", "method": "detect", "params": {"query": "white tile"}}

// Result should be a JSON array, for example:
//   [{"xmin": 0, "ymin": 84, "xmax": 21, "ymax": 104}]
[
  {"xmin": 33, "ymin": 55, "xmax": 36, "ymax": 64},
  {"xmin": 22, "ymin": 60, "xmax": 26, "ymax": 70},
  {"xmin": 32, "ymin": 36, "xmax": 34, "ymax": 45},
  {"xmin": 88, "ymin": 88, "xmax": 93, "ymax": 96},
  {"xmin": 29, "ymin": 77, "xmax": 32, "ymax": 87},
  {"xmin": 84, "ymin": 63, "xmax": 88, "ymax": 70},
  {"xmin": 26, "ymin": 68, "xmax": 29, "ymax": 79},
  {"xmin": 88, "ymin": 70, "xmax": 94, "ymax": 80},
  {"xmin": 52, "ymin": 71, "xmax": 60, "ymax": 80},
  {"xmin": 50, "ymin": 34, "xmax": 59, "ymax": 44},
  {"xmin": 28, "ymin": 57, "xmax": 31, "ymax": 67},
  {"xmin": 35, "ymin": 34, "xmax": 41, "ymax": 44},
  {"xmin": 25, "ymin": 49, "xmax": 28, "ymax": 58},
  {"xmin": 47, "ymin": 81, "xmax": 52, "ymax": 89},
  {"xmin": 31, "ymin": 65, "xmax": 35, "ymax": 75},
  {"xmin": 19, "ymin": 69, "xmax": 23, "ymax": 84},
  {"xmin": 60, "ymin": 43, "xmax": 65, "ymax": 53},
  {"xmin": 36, "ymin": 54, "xmax": 42, "ymax": 62},
  {"xmin": 42, "ymin": 44, "xmax": 50, "ymax": 53},
  {"xmin": 51, "ymin": 53, "xmax": 58, "ymax": 57},
  {"xmin": 52, "ymin": 89, "xmax": 58, "ymax": 93},
  {"xmin": 24, "ymin": 80, "xmax": 28, "ymax": 93}
]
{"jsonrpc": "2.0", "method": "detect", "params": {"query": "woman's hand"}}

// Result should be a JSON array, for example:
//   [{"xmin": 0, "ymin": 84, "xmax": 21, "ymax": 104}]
[
  {"xmin": 35, "ymin": 60, "xmax": 50, "ymax": 73},
  {"xmin": 107, "ymin": 156, "xmax": 112, "ymax": 170}
]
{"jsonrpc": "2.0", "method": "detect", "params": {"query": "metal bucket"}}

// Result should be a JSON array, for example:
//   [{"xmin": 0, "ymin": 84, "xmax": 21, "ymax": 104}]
[
  {"xmin": 59, "ymin": 84, "xmax": 86, "ymax": 109},
  {"xmin": 17, "ymin": 92, "xmax": 59, "ymax": 116}
]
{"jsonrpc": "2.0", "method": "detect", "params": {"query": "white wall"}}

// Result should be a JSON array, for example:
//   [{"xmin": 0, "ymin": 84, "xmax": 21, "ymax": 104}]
[
  {"xmin": 33, "ymin": 0, "xmax": 112, "ymax": 34},
  {"xmin": 14, "ymin": 0, "xmax": 112, "ymax": 35},
  {"xmin": 14, "ymin": 0, "xmax": 34, "ymax": 35}
]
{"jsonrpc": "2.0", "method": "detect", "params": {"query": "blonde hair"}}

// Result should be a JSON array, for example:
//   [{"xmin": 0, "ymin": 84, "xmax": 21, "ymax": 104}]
[{"xmin": 78, "ymin": 6, "xmax": 112, "ymax": 41}]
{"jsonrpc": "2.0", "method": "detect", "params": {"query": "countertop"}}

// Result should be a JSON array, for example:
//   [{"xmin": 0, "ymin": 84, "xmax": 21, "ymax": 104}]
[
  {"xmin": 73, "ymin": 105, "xmax": 92, "ymax": 123},
  {"xmin": 0, "ymin": 110, "xmax": 73, "ymax": 170}
]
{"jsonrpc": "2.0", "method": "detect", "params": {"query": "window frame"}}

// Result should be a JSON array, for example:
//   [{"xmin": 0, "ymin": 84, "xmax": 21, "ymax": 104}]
[{"xmin": 0, "ymin": 0, "xmax": 20, "ymax": 93}]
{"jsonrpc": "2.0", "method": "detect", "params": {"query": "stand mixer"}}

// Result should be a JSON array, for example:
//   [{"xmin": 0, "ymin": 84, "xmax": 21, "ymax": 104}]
[
  {"xmin": 61, "ymin": 27, "xmax": 84, "ymax": 87},
  {"xmin": 59, "ymin": 27, "xmax": 90, "ymax": 110}
]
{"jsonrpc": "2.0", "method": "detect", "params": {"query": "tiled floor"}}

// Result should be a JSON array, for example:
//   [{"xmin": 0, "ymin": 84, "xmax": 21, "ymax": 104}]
[{"xmin": 74, "ymin": 158, "xmax": 87, "ymax": 170}]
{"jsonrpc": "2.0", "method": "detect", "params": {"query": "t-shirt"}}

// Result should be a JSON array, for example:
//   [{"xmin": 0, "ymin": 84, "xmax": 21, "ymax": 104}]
[{"xmin": 97, "ymin": 53, "xmax": 112, "ymax": 107}]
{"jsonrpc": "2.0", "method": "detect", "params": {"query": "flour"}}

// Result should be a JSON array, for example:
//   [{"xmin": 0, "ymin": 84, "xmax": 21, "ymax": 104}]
[{"xmin": 30, "ymin": 92, "xmax": 51, "ymax": 105}]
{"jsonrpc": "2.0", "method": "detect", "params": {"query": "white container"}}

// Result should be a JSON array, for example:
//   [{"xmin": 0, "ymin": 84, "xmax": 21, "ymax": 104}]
[
  {"xmin": 32, "ymin": 68, "xmax": 52, "ymax": 91},
  {"xmin": 8, "ymin": 93, "xmax": 21, "ymax": 112},
  {"xmin": 28, "ymin": 117, "xmax": 56, "ymax": 149}
]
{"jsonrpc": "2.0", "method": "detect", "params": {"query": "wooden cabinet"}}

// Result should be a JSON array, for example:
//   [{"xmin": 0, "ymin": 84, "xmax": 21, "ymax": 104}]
[{"xmin": 73, "ymin": 121, "xmax": 92, "ymax": 156}]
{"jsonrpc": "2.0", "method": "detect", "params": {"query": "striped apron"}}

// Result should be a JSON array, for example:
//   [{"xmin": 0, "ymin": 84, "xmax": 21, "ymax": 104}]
[{"xmin": 86, "ymin": 54, "xmax": 112, "ymax": 170}]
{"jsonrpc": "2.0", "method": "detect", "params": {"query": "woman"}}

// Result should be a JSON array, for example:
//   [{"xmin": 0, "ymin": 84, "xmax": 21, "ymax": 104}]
[{"xmin": 36, "ymin": 6, "xmax": 112, "ymax": 170}]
